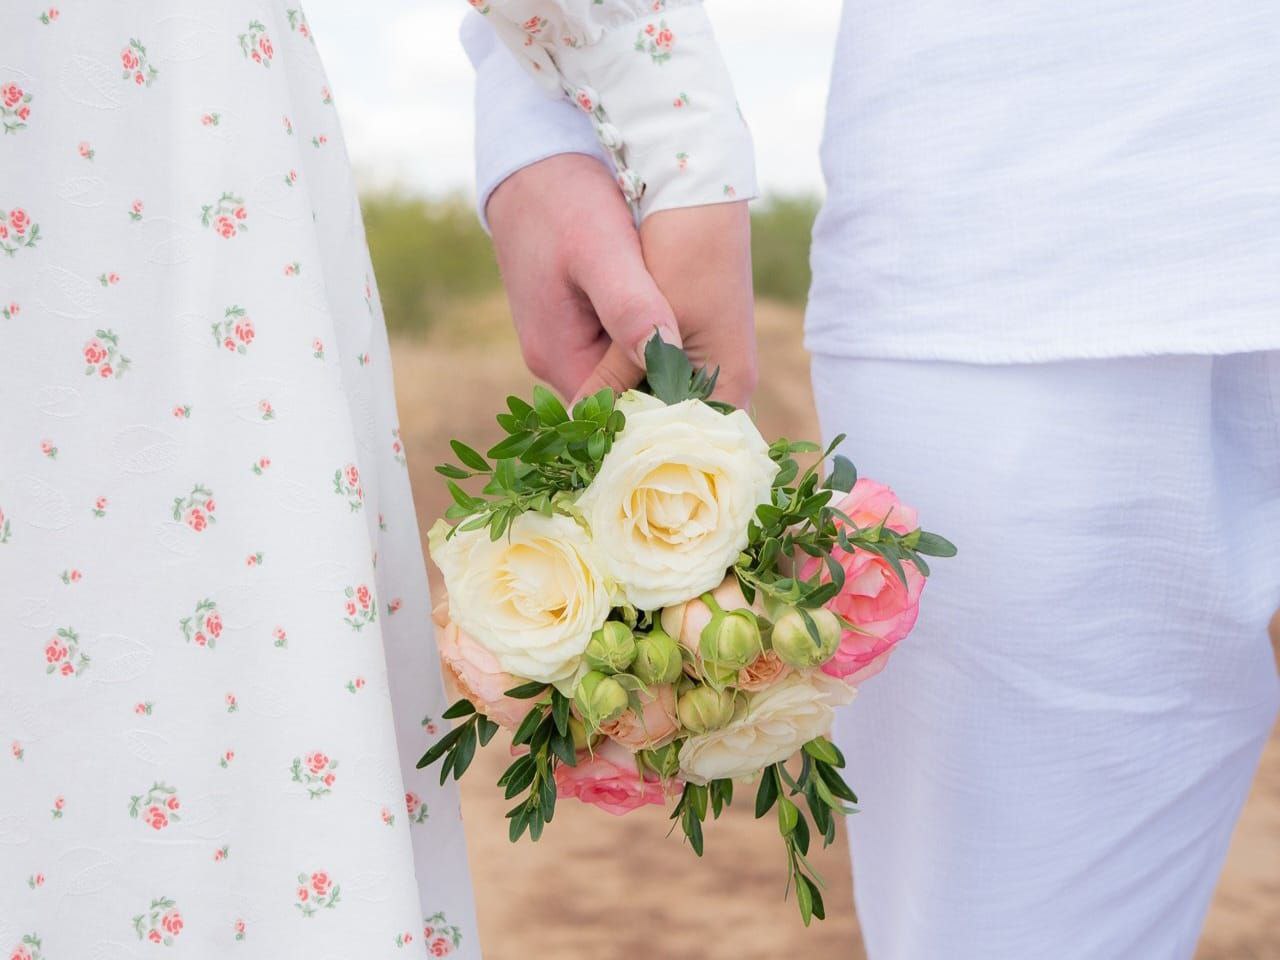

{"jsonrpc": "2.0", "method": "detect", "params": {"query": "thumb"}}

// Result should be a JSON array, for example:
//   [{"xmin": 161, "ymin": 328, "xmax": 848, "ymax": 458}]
[{"xmin": 570, "ymin": 248, "xmax": 682, "ymax": 402}]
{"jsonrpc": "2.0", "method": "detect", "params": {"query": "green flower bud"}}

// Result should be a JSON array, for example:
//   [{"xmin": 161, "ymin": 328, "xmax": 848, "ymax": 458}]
[
  {"xmin": 573, "ymin": 670, "xmax": 629, "ymax": 730},
  {"xmin": 584, "ymin": 621, "xmax": 637, "ymax": 674},
  {"xmin": 639, "ymin": 741, "xmax": 682, "ymax": 779},
  {"xmin": 631, "ymin": 628, "xmax": 683, "ymax": 685},
  {"xmin": 770, "ymin": 607, "xmax": 841, "ymax": 669},
  {"xmin": 700, "ymin": 609, "xmax": 763, "ymax": 674},
  {"xmin": 567, "ymin": 715, "xmax": 595, "ymax": 751},
  {"xmin": 677, "ymin": 685, "xmax": 736, "ymax": 734}
]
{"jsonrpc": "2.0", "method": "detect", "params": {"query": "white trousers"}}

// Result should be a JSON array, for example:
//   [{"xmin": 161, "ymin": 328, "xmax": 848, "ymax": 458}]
[{"xmin": 811, "ymin": 352, "xmax": 1280, "ymax": 959}]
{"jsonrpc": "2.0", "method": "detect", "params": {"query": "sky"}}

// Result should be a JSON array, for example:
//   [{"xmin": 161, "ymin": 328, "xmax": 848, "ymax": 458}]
[{"xmin": 303, "ymin": 0, "xmax": 841, "ymax": 199}]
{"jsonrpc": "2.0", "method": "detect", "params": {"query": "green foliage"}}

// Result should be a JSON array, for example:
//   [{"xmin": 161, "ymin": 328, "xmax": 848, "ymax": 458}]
[
  {"xmin": 360, "ymin": 192, "xmax": 500, "ymax": 335},
  {"xmin": 358, "ymin": 191, "xmax": 820, "ymax": 338},
  {"xmin": 435, "ymin": 387, "xmax": 626, "ymax": 541},
  {"xmin": 750, "ymin": 195, "xmax": 820, "ymax": 304}
]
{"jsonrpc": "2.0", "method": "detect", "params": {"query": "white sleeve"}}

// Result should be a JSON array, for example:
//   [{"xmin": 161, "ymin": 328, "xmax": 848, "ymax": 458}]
[
  {"xmin": 460, "ymin": 13, "xmax": 611, "ymax": 229},
  {"xmin": 462, "ymin": 0, "xmax": 757, "ymax": 221}
]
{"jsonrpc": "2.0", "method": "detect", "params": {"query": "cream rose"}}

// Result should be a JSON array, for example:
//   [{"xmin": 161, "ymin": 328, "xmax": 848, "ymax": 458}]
[
  {"xmin": 579, "ymin": 392, "xmax": 777, "ymax": 611},
  {"xmin": 428, "ymin": 512, "xmax": 611, "ymax": 684},
  {"xmin": 678, "ymin": 672, "xmax": 855, "ymax": 785}
]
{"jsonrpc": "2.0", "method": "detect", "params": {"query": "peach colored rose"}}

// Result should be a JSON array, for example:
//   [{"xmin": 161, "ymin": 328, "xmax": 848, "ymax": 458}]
[
  {"xmin": 801, "ymin": 479, "xmax": 924, "ymax": 684},
  {"xmin": 659, "ymin": 573, "xmax": 763, "ymax": 662},
  {"xmin": 553, "ymin": 738, "xmax": 678, "ymax": 816},
  {"xmin": 599, "ymin": 684, "xmax": 679, "ymax": 750},
  {"xmin": 432, "ymin": 601, "xmax": 535, "ymax": 731},
  {"xmin": 738, "ymin": 650, "xmax": 791, "ymax": 692}
]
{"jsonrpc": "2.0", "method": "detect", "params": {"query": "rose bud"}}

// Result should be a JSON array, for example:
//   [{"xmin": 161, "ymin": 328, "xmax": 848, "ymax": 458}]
[
  {"xmin": 700, "ymin": 608, "xmax": 763, "ymax": 675},
  {"xmin": 573, "ymin": 670, "xmax": 629, "ymax": 731},
  {"xmin": 639, "ymin": 740, "xmax": 682, "ymax": 779},
  {"xmin": 631, "ymin": 627, "xmax": 683, "ymax": 685},
  {"xmin": 568, "ymin": 715, "xmax": 597, "ymax": 751},
  {"xmin": 584, "ymin": 621, "xmax": 636, "ymax": 675},
  {"xmin": 770, "ymin": 607, "xmax": 842, "ymax": 669},
  {"xmin": 677, "ymin": 685, "xmax": 736, "ymax": 734}
]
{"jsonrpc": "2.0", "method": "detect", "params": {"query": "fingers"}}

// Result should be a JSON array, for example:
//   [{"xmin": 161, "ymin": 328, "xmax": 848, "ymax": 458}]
[{"xmin": 570, "ymin": 230, "xmax": 682, "ymax": 371}]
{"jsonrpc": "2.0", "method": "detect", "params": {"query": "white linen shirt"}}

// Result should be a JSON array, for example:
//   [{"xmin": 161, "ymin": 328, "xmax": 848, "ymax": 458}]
[{"xmin": 464, "ymin": 1, "xmax": 1280, "ymax": 362}]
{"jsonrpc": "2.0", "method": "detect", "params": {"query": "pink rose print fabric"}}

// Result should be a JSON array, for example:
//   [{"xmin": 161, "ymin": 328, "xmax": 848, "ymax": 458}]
[{"xmin": 0, "ymin": 3, "xmax": 478, "ymax": 956}]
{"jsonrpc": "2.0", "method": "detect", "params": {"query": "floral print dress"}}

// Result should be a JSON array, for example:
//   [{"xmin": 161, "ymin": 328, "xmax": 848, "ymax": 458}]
[{"xmin": 0, "ymin": 4, "xmax": 478, "ymax": 957}]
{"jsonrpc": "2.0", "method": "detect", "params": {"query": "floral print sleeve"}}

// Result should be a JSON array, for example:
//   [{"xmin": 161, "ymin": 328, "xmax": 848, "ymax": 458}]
[{"xmin": 465, "ymin": 0, "xmax": 756, "ymax": 220}]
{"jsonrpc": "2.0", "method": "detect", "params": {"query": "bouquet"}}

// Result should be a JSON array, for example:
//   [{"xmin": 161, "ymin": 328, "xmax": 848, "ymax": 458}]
[{"xmin": 420, "ymin": 335, "xmax": 954, "ymax": 924}]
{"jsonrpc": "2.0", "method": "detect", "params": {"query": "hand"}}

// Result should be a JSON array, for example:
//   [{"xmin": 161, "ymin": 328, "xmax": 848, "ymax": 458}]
[
  {"xmin": 638, "ymin": 201, "xmax": 756, "ymax": 408},
  {"xmin": 487, "ymin": 154, "xmax": 681, "ymax": 401}
]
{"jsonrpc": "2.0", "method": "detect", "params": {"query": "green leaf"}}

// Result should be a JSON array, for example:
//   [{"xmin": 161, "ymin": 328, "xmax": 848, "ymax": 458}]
[
  {"xmin": 511, "ymin": 706, "xmax": 545, "ymax": 747},
  {"xmin": 796, "ymin": 872, "xmax": 814, "ymax": 926},
  {"xmin": 435, "ymin": 464, "xmax": 471, "ymax": 480},
  {"xmin": 441, "ymin": 699, "xmax": 475, "ymax": 720},
  {"xmin": 416, "ymin": 724, "xmax": 466, "ymax": 769},
  {"xmin": 445, "ymin": 481, "xmax": 481, "ymax": 511},
  {"xmin": 477, "ymin": 716, "xmax": 499, "ymax": 747},
  {"xmin": 504, "ymin": 681, "xmax": 549, "ymax": 699},
  {"xmin": 755, "ymin": 765, "xmax": 779, "ymax": 818},
  {"xmin": 802, "ymin": 737, "xmax": 841, "ymax": 766},
  {"xmin": 506, "ymin": 395, "xmax": 534, "ymax": 420},
  {"xmin": 824, "ymin": 455, "xmax": 857, "ymax": 493},
  {"xmin": 913, "ymin": 531, "xmax": 958, "ymax": 557},
  {"xmin": 532, "ymin": 385, "xmax": 569, "ymax": 425},
  {"xmin": 487, "ymin": 432, "xmax": 533, "ymax": 460},
  {"xmin": 552, "ymin": 690, "xmax": 571, "ymax": 738},
  {"xmin": 450, "ymin": 440, "xmax": 491, "ymax": 472},
  {"xmin": 452, "ymin": 725, "xmax": 477, "ymax": 778},
  {"xmin": 816, "ymin": 762, "xmax": 858, "ymax": 804}
]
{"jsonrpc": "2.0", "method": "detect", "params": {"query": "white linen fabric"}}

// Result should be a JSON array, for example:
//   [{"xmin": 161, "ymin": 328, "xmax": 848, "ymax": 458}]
[
  {"xmin": 0, "ymin": 4, "xmax": 478, "ymax": 958},
  {"xmin": 461, "ymin": 0, "xmax": 755, "ymax": 221},
  {"xmin": 469, "ymin": 1, "xmax": 1280, "ymax": 363},
  {"xmin": 811, "ymin": 351, "xmax": 1280, "ymax": 959}
]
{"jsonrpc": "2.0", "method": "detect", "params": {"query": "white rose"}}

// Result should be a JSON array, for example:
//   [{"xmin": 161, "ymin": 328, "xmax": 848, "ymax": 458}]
[
  {"xmin": 579, "ymin": 392, "xmax": 777, "ymax": 611},
  {"xmin": 428, "ymin": 512, "xmax": 612, "ymax": 684},
  {"xmin": 678, "ymin": 672, "xmax": 855, "ymax": 785}
]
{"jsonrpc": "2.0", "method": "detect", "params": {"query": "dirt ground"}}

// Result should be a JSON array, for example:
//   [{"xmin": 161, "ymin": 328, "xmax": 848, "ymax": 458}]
[{"xmin": 392, "ymin": 297, "xmax": 1279, "ymax": 960}]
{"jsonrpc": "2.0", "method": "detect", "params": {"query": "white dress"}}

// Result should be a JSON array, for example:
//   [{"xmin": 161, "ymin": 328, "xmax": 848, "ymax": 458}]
[{"xmin": 0, "ymin": 4, "xmax": 478, "ymax": 958}]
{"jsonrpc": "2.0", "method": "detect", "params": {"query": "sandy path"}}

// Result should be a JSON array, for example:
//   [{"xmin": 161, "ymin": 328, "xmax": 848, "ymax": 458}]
[{"xmin": 392, "ymin": 299, "xmax": 1278, "ymax": 959}]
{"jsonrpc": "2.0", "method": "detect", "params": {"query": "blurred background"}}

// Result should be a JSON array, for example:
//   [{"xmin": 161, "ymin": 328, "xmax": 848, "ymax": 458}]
[{"xmin": 304, "ymin": 3, "xmax": 1279, "ymax": 957}]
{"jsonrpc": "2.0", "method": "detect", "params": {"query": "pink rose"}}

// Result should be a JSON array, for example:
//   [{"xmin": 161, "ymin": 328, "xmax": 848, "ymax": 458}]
[
  {"xmin": 215, "ymin": 215, "xmax": 236, "ymax": 238},
  {"xmin": 233, "ymin": 206, "xmax": 247, "ymax": 220},
  {"xmin": 522, "ymin": 15, "xmax": 541, "ymax": 30},
  {"xmin": 345, "ymin": 600, "xmax": 357, "ymax": 616},
  {"xmin": 598, "ymin": 684, "xmax": 680, "ymax": 750},
  {"xmin": 296, "ymin": 885, "xmax": 309, "ymax": 902},
  {"xmin": 204, "ymin": 498, "xmax": 215, "ymax": 513},
  {"xmin": 45, "ymin": 640, "xmax": 66, "ymax": 663},
  {"xmin": 306, "ymin": 752, "xmax": 329, "ymax": 774},
  {"xmin": 160, "ymin": 909, "xmax": 183, "ymax": 936},
  {"xmin": 148, "ymin": 930, "xmax": 162, "ymax": 943},
  {"xmin": 259, "ymin": 36, "xmax": 273, "ymax": 60},
  {"xmin": 98, "ymin": 363, "xmax": 113, "ymax": 378},
  {"xmin": 575, "ymin": 91, "xmax": 593, "ymax": 112},
  {"xmin": 553, "ymin": 738, "xmax": 678, "ymax": 816},
  {"xmin": 659, "ymin": 574, "xmax": 762, "ymax": 662},
  {"xmin": 204, "ymin": 611, "xmax": 223, "ymax": 638},
  {"xmin": 145, "ymin": 805, "xmax": 168, "ymax": 830},
  {"xmin": 194, "ymin": 632, "xmax": 207, "ymax": 646},
  {"xmin": 800, "ymin": 479, "xmax": 925, "ymax": 684},
  {"xmin": 10, "ymin": 208, "xmax": 31, "ymax": 235},
  {"xmin": 79, "ymin": 141, "xmax": 92, "ymax": 156},
  {"xmin": 234, "ymin": 318, "xmax": 254, "ymax": 343},
  {"xmin": 432, "ymin": 601, "xmax": 537, "ymax": 730},
  {"xmin": 655, "ymin": 28, "xmax": 674, "ymax": 50},
  {"xmin": 134, "ymin": 702, "xmax": 147, "ymax": 714},
  {"xmin": 356, "ymin": 584, "xmax": 371, "ymax": 609},
  {"xmin": 121, "ymin": 48, "xmax": 139, "ymax": 70},
  {"xmin": 344, "ymin": 463, "xmax": 360, "ymax": 488},
  {"xmin": 12, "ymin": 947, "xmax": 32, "ymax": 960},
  {"xmin": 133, "ymin": 72, "xmax": 144, "ymax": 86},
  {"xmin": 322, "ymin": 772, "xmax": 335, "ymax": 787},
  {"xmin": 53, "ymin": 796, "xmax": 65, "ymax": 810},
  {"xmin": 405, "ymin": 791, "xmax": 420, "ymax": 815},
  {"xmin": 185, "ymin": 507, "xmax": 207, "ymax": 532},
  {"xmin": 16, "ymin": 105, "xmax": 29, "ymax": 121},
  {"xmin": 166, "ymin": 795, "xmax": 180, "ymax": 811},
  {"xmin": 131, "ymin": 199, "xmax": 143, "ymax": 215},
  {"xmin": 234, "ymin": 920, "xmax": 246, "ymax": 934},
  {"xmin": 310, "ymin": 871, "xmax": 330, "ymax": 896},
  {"xmin": 430, "ymin": 939, "xmax": 452, "ymax": 957},
  {"xmin": 59, "ymin": 662, "xmax": 75, "ymax": 676}
]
